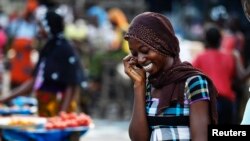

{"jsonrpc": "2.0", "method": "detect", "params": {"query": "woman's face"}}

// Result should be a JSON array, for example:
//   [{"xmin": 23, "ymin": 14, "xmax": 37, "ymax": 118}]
[{"xmin": 128, "ymin": 38, "xmax": 174, "ymax": 75}]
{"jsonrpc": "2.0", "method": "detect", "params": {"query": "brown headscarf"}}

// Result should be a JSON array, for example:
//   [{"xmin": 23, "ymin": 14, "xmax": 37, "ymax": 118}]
[
  {"xmin": 124, "ymin": 12, "xmax": 179, "ymax": 57},
  {"xmin": 124, "ymin": 12, "xmax": 218, "ymax": 124}
]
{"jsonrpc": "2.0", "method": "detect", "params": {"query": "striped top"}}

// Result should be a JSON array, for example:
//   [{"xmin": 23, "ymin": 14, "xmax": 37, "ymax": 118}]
[{"xmin": 146, "ymin": 75, "xmax": 210, "ymax": 141}]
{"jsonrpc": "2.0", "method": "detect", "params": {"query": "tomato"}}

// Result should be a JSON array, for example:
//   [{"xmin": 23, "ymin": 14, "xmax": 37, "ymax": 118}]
[
  {"xmin": 61, "ymin": 114, "xmax": 69, "ymax": 121},
  {"xmin": 67, "ymin": 120, "xmax": 78, "ymax": 127},
  {"xmin": 45, "ymin": 112, "xmax": 93, "ymax": 129},
  {"xmin": 45, "ymin": 123, "xmax": 54, "ymax": 130},
  {"xmin": 68, "ymin": 112, "xmax": 78, "ymax": 119},
  {"xmin": 57, "ymin": 122, "xmax": 67, "ymax": 129}
]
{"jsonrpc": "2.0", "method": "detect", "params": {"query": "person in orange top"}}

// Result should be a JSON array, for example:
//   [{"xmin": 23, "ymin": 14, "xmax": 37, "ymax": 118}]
[
  {"xmin": 108, "ymin": 8, "xmax": 129, "ymax": 53},
  {"xmin": 7, "ymin": 0, "xmax": 38, "ymax": 89}
]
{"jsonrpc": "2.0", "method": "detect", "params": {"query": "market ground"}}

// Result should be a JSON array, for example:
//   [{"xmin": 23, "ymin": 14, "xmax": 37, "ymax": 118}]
[{"xmin": 80, "ymin": 118, "xmax": 130, "ymax": 141}]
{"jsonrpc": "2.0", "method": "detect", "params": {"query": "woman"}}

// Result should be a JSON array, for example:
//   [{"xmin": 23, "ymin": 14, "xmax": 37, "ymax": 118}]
[
  {"xmin": 108, "ymin": 7, "xmax": 129, "ymax": 53},
  {"xmin": 7, "ymin": 4, "xmax": 38, "ymax": 89},
  {"xmin": 123, "ymin": 12, "xmax": 218, "ymax": 141},
  {"xmin": 0, "ymin": 11, "xmax": 86, "ymax": 117}
]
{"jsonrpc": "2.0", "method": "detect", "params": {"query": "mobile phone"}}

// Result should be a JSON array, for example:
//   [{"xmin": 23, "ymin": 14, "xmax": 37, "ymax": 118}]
[
  {"xmin": 134, "ymin": 64, "xmax": 142, "ymax": 69},
  {"xmin": 136, "ymin": 64, "xmax": 142, "ymax": 68}
]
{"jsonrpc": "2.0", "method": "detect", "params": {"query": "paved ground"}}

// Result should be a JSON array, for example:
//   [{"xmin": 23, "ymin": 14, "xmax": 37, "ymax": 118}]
[{"xmin": 80, "ymin": 118, "xmax": 130, "ymax": 141}]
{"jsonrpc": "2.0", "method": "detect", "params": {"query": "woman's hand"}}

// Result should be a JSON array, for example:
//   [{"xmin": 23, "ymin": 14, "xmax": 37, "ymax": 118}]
[
  {"xmin": 123, "ymin": 54, "xmax": 146, "ymax": 85},
  {"xmin": 123, "ymin": 54, "xmax": 149, "ymax": 141}
]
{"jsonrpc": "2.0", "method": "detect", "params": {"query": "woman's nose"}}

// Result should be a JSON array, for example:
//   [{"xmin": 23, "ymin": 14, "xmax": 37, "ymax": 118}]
[{"xmin": 137, "ymin": 53, "xmax": 146, "ymax": 64}]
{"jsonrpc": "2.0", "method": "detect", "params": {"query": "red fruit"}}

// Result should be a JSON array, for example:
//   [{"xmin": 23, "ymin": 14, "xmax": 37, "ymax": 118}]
[
  {"xmin": 57, "ymin": 122, "xmax": 67, "ymax": 129},
  {"xmin": 68, "ymin": 112, "xmax": 78, "ymax": 119},
  {"xmin": 67, "ymin": 120, "xmax": 78, "ymax": 127},
  {"xmin": 60, "ymin": 114, "xmax": 68, "ymax": 120},
  {"xmin": 45, "ymin": 123, "xmax": 54, "ymax": 130}
]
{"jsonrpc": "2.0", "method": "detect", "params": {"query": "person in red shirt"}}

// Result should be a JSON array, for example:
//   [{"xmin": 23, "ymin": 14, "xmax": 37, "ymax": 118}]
[{"xmin": 192, "ymin": 24, "xmax": 245, "ymax": 124}]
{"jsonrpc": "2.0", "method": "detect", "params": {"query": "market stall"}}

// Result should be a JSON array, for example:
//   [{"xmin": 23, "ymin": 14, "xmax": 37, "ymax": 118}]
[
  {"xmin": 0, "ymin": 96, "xmax": 37, "ymax": 116},
  {"xmin": 0, "ymin": 112, "xmax": 94, "ymax": 141}
]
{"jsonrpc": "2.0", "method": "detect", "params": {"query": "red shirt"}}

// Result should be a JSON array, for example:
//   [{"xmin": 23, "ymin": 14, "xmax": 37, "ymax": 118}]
[{"xmin": 192, "ymin": 49, "xmax": 236, "ymax": 101}]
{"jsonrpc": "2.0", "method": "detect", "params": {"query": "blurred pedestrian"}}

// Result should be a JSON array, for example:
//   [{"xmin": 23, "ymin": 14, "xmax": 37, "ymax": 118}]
[
  {"xmin": 108, "ymin": 7, "xmax": 129, "ymax": 53},
  {"xmin": 123, "ymin": 12, "xmax": 218, "ymax": 141},
  {"xmin": 0, "ymin": 5, "xmax": 9, "ymax": 30},
  {"xmin": 220, "ymin": 16, "xmax": 246, "ymax": 111},
  {"xmin": 0, "ymin": 21, "xmax": 7, "ymax": 95},
  {"xmin": 0, "ymin": 10, "xmax": 86, "ymax": 117},
  {"xmin": 92, "ymin": 7, "xmax": 132, "ymax": 119},
  {"xmin": 0, "ymin": 24, "xmax": 7, "ymax": 60},
  {"xmin": 221, "ymin": 15, "xmax": 245, "ymax": 56},
  {"xmin": 84, "ymin": 2, "xmax": 115, "ymax": 81},
  {"xmin": 6, "ymin": 1, "xmax": 38, "ymax": 89},
  {"xmin": 82, "ymin": 3, "xmax": 117, "ymax": 118},
  {"xmin": 192, "ymin": 24, "xmax": 246, "ymax": 124}
]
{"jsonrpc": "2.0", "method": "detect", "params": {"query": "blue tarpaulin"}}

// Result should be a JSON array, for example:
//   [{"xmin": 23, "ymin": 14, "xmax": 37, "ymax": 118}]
[{"xmin": 1, "ymin": 127, "xmax": 89, "ymax": 141}]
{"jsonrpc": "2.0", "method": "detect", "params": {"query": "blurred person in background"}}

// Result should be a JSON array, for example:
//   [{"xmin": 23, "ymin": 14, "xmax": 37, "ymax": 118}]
[
  {"xmin": 0, "ymin": 23, "xmax": 7, "ymax": 61},
  {"xmin": 0, "ymin": 10, "xmax": 86, "ymax": 117},
  {"xmin": 81, "ymin": 2, "xmax": 117, "ymax": 118},
  {"xmin": 0, "ymin": 9, "xmax": 7, "ymax": 61},
  {"xmin": 0, "ymin": 5, "xmax": 8, "ymax": 57},
  {"xmin": 221, "ymin": 15, "xmax": 245, "ymax": 55},
  {"xmin": 64, "ymin": 11, "xmax": 90, "ymax": 114},
  {"xmin": 0, "ymin": 5, "xmax": 9, "ymax": 31},
  {"xmin": 0, "ymin": 15, "xmax": 7, "ymax": 96},
  {"xmin": 94, "ymin": 7, "xmax": 132, "ymax": 119},
  {"xmin": 192, "ymin": 24, "xmax": 246, "ymax": 124},
  {"xmin": 108, "ymin": 7, "xmax": 129, "ymax": 53},
  {"xmin": 123, "ymin": 12, "xmax": 218, "ymax": 141},
  {"xmin": 219, "ymin": 14, "xmax": 248, "ymax": 122},
  {"xmin": 83, "ymin": 2, "xmax": 114, "ymax": 81},
  {"xmin": 6, "ymin": 0, "xmax": 39, "ymax": 89}
]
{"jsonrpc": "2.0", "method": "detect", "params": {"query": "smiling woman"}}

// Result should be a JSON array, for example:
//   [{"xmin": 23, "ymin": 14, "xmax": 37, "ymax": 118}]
[
  {"xmin": 123, "ymin": 12, "xmax": 218, "ymax": 141},
  {"xmin": 127, "ymin": 38, "xmax": 172, "ymax": 75}
]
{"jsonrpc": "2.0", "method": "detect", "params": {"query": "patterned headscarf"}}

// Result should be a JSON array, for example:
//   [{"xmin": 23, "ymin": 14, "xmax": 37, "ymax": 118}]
[{"xmin": 124, "ymin": 12, "xmax": 179, "ymax": 57}]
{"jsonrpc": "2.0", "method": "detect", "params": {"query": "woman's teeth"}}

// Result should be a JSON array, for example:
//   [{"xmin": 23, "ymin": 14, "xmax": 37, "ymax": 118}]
[{"xmin": 143, "ymin": 63, "xmax": 153, "ymax": 71}]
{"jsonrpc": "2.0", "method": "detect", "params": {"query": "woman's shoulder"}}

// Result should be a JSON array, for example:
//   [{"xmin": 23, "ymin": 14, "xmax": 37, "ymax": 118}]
[
  {"xmin": 185, "ymin": 75, "xmax": 210, "ymax": 102},
  {"xmin": 186, "ymin": 75, "xmax": 208, "ymax": 85}
]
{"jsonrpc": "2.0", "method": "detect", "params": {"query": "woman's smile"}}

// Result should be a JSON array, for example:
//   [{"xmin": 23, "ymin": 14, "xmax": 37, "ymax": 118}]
[{"xmin": 142, "ymin": 63, "xmax": 153, "ymax": 72}]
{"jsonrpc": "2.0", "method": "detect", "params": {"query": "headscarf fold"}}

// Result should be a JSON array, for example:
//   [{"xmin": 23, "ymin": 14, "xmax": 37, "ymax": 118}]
[{"xmin": 124, "ymin": 12, "xmax": 218, "ymax": 124}]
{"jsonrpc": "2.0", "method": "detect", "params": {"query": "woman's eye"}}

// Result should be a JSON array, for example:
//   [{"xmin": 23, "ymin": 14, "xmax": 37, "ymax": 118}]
[{"xmin": 140, "ymin": 47, "xmax": 149, "ymax": 54}]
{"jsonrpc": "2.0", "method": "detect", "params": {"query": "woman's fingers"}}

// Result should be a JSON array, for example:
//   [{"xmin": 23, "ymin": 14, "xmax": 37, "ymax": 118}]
[
  {"xmin": 123, "ymin": 54, "xmax": 134, "ymax": 73},
  {"xmin": 123, "ymin": 54, "xmax": 133, "ymax": 61},
  {"xmin": 123, "ymin": 54, "xmax": 146, "ymax": 83}
]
